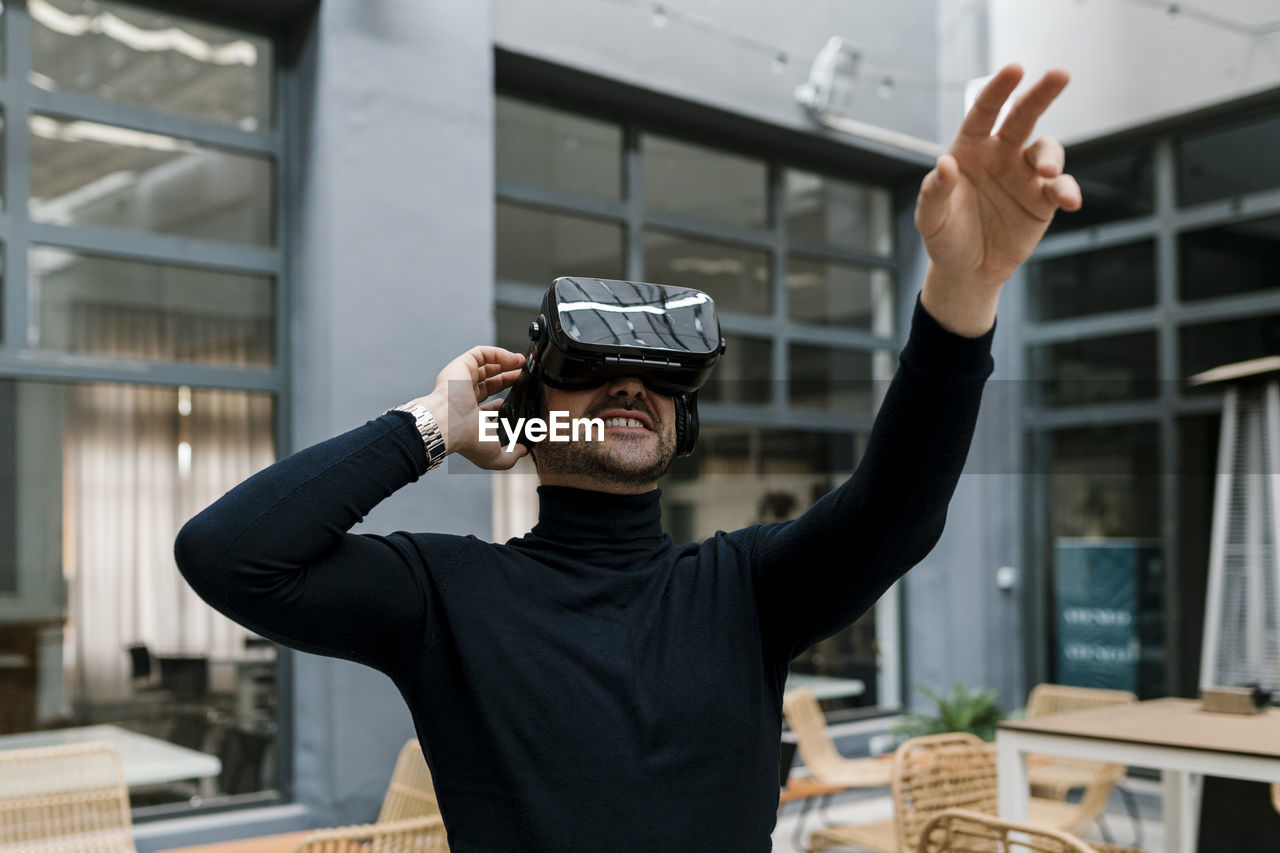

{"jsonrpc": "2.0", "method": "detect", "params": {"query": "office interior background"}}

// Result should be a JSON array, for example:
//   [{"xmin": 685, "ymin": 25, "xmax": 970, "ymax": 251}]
[{"xmin": 0, "ymin": 0, "xmax": 1277, "ymax": 847}]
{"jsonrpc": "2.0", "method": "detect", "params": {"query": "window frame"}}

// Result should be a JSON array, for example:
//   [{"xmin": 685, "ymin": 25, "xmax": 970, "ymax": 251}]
[
  {"xmin": 0, "ymin": 0, "xmax": 293, "ymax": 819},
  {"xmin": 1021, "ymin": 97, "xmax": 1280, "ymax": 702}
]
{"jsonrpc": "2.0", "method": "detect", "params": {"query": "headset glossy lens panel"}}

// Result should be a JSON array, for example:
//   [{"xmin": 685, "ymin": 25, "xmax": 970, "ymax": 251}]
[{"xmin": 551, "ymin": 278, "xmax": 720, "ymax": 354}]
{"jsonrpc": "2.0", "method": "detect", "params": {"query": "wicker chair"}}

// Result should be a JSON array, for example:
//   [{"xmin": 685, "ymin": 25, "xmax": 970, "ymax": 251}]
[
  {"xmin": 783, "ymin": 687, "xmax": 895, "ymax": 789},
  {"xmin": 296, "ymin": 739, "xmax": 446, "ymax": 852},
  {"xmin": 0, "ymin": 741, "xmax": 137, "ymax": 853},
  {"xmin": 919, "ymin": 808, "xmax": 1140, "ymax": 853},
  {"xmin": 808, "ymin": 733, "xmax": 1129, "ymax": 853},
  {"xmin": 374, "ymin": 740, "xmax": 439, "ymax": 822},
  {"xmin": 295, "ymin": 816, "xmax": 448, "ymax": 853},
  {"xmin": 1025, "ymin": 687, "xmax": 1134, "ymax": 803}
]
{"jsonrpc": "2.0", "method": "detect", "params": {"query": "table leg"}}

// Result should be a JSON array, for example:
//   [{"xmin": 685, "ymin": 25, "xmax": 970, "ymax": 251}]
[
  {"xmin": 1161, "ymin": 769, "xmax": 1197, "ymax": 853},
  {"xmin": 792, "ymin": 796, "xmax": 817, "ymax": 850},
  {"xmin": 997, "ymin": 736, "xmax": 1030, "ymax": 820}
]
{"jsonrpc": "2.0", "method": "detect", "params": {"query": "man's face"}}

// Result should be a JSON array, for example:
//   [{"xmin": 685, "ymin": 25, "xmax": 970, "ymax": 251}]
[{"xmin": 536, "ymin": 375, "xmax": 678, "ymax": 489}]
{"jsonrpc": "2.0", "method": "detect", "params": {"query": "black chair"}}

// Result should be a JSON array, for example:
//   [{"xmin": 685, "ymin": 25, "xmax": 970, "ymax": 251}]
[
  {"xmin": 218, "ymin": 726, "xmax": 273, "ymax": 795},
  {"xmin": 157, "ymin": 656, "xmax": 209, "ymax": 701},
  {"xmin": 126, "ymin": 644, "xmax": 164, "ymax": 694}
]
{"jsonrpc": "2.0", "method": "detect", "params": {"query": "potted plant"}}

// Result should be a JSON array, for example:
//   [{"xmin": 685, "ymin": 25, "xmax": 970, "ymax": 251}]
[{"xmin": 892, "ymin": 681, "xmax": 1007, "ymax": 743}]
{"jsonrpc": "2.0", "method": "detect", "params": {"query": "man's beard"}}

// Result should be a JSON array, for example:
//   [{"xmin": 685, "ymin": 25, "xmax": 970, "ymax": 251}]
[{"xmin": 534, "ymin": 406, "xmax": 676, "ymax": 487}]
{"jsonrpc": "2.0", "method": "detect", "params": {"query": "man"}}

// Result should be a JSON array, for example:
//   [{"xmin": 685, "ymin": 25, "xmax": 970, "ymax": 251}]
[{"xmin": 176, "ymin": 64, "xmax": 1081, "ymax": 851}]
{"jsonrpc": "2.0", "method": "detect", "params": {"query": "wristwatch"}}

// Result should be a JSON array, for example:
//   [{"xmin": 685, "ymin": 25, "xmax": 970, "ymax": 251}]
[{"xmin": 386, "ymin": 402, "xmax": 448, "ymax": 473}]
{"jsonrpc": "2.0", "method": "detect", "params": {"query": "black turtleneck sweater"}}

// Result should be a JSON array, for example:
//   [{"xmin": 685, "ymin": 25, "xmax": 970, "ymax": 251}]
[{"xmin": 175, "ymin": 297, "xmax": 994, "ymax": 852}]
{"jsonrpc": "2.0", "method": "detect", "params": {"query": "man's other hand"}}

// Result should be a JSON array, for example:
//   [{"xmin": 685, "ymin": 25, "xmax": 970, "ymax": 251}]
[{"xmin": 916, "ymin": 64, "xmax": 1082, "ymax": 337}]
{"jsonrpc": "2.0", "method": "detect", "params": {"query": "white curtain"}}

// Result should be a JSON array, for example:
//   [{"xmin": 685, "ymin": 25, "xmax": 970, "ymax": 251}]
[{"xmin": 62, "ymin": 304, "xmax": 274, "ymax": 707}]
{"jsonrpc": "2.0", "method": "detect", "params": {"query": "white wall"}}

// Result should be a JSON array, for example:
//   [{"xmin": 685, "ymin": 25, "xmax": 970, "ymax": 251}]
[
  {"xmin": 494, "ymin": 0, "xmax": 943, "ymax": 143},
  {"xmin": 987, "ymin": 0, "xmax": 1280, "ymax": 145}
]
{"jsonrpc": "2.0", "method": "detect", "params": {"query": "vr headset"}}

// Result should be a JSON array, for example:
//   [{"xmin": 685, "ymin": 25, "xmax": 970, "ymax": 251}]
[{"xmin": 498, "ymin": 277, "xmax": 726, "ymax": 457}]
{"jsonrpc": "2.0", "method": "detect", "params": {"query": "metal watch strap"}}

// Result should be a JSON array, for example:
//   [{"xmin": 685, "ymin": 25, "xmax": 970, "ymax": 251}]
[{"xmin": 386, "ymin": 403, "xmax": 447, "ymax": 473}]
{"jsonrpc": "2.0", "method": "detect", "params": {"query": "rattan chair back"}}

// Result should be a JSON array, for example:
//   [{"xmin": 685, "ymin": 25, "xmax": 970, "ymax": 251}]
[
  {"xmin": 296, "ymin": 816, "xmax": 449, "ymax": 853},
  {"xmin": 1025, "ymin": 684, "xmax": 1135, "ymax": 830},
  {"xmin": 919, "ymin": 808, "xmax": 1100, "ymax": 853},
  {"xmin": 0, "ymin": 741, "xmax": 136, "ymax": 852},
  {"xmin": 782, "ymin": 686, "xmax": 845, "ymax": 777},
  {"xmin": 376, "ymin": 740, "xmax": 439, "ymax": 823},
  {"xmin": 1026, "ymin": 685, "xmax": 1137, "ymax": 719},
  {"xmin": 891, "ymin": 733, "xmax": 998, "ymax": 853}
]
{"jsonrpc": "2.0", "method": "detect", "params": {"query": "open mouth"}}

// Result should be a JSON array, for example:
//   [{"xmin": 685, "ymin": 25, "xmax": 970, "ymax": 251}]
[
  {"xmin": 603, "ymin": 417, "xmax": 648, "ymax": 430},
  {"xmin": 597, "ymin": 410, "xmax": 652, "ymax": 430}
]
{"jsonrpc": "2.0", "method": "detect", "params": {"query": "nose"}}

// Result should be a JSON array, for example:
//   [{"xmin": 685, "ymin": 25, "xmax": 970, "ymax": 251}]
[{"xmin": 605, "ymin": 375, "xmax": 647, "ymax": 399}]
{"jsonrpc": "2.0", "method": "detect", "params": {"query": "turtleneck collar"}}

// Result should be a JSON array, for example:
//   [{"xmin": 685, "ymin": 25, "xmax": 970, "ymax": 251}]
[{"xmin": 530, "ymin": 485, "xmax": 666, "ymax": 542}]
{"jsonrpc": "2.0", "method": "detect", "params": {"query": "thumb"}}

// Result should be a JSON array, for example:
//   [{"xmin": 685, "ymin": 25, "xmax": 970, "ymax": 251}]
[{"xmin": 915, "ymin": 153, "xmax": 958, "ymax": 239}]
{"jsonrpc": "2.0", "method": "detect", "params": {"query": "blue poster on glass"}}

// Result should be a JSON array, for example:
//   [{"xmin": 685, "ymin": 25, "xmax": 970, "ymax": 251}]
[{"xmin": 1054, "ymin": 538, "xmax": 1164, "ymax": 697}]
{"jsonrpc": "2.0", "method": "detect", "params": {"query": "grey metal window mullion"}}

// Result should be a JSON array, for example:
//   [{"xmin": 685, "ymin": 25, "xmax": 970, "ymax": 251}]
[
  {"xmin": 270, "ymin": 37, "xmax": 294, "ymax": 807},
  {"xmin": 1023, "ymin": 401, "xmax": 1164, "ymax": 431},
  {"xmin": 29, "ymin": 88, "xmax": 277, "ymax": 156},
  {"xmin": 1034, "ymin": 217, "xmax": 1160, "ymax": 259},
  {"xmin": 783, "ymin": 323, "xmax": 893, "ymax": 352},
  {"xmin": 28, "ymin": 223, "xmax": 281, "ymax": 275},
  {"xmin": 698, "ymin": 401, "xmax": 875, "ymax": 433},
  {"xmin": 497, "ymin": 181, "xmax": 629, "ymax": 226},
  {"xmin": 623, "ymin": 123, "xmax": 643, "ymax": 281},
  {"xmin": 644, "ymin": 210, "xmax": 775, "ymax": 252},
  {"xmin": 1154, "ymin": 136, "xmax": 1184, "ymax": 696},
  {"xmin": 2, "ymin": 1, "xmax": 34, "ymax": 351},
  {"xmin": 1168, "ymin": 185, "xmax": 1280, "ymax": 233},
  {"xmin": 769, "ymin": 160, "xmax": 786, "ymax": 412},
  {"xmin": 0, "ymin": 353, "xmax": 279, "ymax": 391},
  {"xmin": 786, "ymin": 239, "xmax": 899, "ymax": 270},
  {"xmin": 1023, "ymin": 307, "xmax": 1161, "ymax": 345}
]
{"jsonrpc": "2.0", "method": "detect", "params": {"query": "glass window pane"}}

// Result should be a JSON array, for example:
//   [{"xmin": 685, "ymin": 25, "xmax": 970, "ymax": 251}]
[
  {"xmin": 1027, "ymin": 242, "xmax": 1156, "ymax": 322},
  {"xmin": 642, "ymin": 134, "xmax": 766, "ymax": 229},
  {"xmin": 30, "ymin": 248, "xmax": 274, "ymax": 367},
  {"xmin": 496, "ymin": 97, "xmax": 621, "ymax": 199},
  {"xmin": 1043, "ymin": 423, "xmax": 1164, "ymax": 697},
  {"xmin": 784, "ymin": 170, "xmax": 892, "ymax": 255},
  {"xmin": 1180, "ymin": 312, "xmax": 1280, "ymax": 380},
  {"xmin": 495, "ymin": 303, "xmax": 536, "ymax": 355},
  {"xmin": 496, "ymin": 203, "xmax": 624, "ymax": 285},
  {"xmin": 1029, "ymin": 331, "xmax": 1159, "ymax": 408},
  {"xmin": 1179, "ymin": 216, "xmax": 1280, "ymax": 302},
  {"xmin": 702, "ymin": 335, "xmax": 771, "ymax": 405},
  {"xmin": 31, "ymin": 0, "xmax": 273, "ymax": 130},
  {"xmin": 1178, "ymin": 114, "xmax": 1280, "ymax": 206},
  {"xmin": 0, "ymin": 379, "xmax": 279, "ymax": 803},
  {"xmin": 31, "ymin": 115, "xmax": 274, "ymax": 245},
  {"xmin": 643, "ymin": 230, "xmax": 770, "ymax": 316},
  {"xmin": 788, "ymin": 256, "xmax": 894, "ymax": 334},
  {"xmin": 1048, "ymin": 147, "xmax": 1153, "ymax": 233},
  {"xmin": 789, "ymin": 343, "xmax": 894, "ymax": 415}
]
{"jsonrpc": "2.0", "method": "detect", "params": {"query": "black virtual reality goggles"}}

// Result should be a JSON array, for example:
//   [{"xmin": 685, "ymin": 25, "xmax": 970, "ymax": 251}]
[{"xmin": 499, "ymin": 277, "xmax": 727, "ymax": 457}]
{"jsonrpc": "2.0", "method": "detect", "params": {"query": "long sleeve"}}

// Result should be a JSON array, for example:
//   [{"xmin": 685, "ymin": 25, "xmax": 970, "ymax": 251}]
[
  {"xmin": 174, "ymin": 411, "xmax": 447, "ymax": 677},
  {"xmin": 734, "ymin": 293, "xmax": 996, "ymax": 662}
]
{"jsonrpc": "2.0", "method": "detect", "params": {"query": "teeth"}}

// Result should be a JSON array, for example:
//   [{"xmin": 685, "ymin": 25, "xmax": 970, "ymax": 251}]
[{"xmin": 604, "ymin": 417, "xmax": 645, "ymax": 428}]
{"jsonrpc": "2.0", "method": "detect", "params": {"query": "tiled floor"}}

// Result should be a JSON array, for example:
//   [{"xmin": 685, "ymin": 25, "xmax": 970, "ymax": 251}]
[{"xmin": 771, "ymin": 779, "xmax": 1165, "ymax": 852}]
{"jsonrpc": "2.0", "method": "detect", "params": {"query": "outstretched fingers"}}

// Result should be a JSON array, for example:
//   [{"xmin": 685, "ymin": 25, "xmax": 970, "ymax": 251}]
[
  {"xmin": 959, "ymin": 64, "xmax": 1023, "ymax": 139},
  {"xmin": 997, "ymin": 68, "xmax": 1069, "ymax": 147}
]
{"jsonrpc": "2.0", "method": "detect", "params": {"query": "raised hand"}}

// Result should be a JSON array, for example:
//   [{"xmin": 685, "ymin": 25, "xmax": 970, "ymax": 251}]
[
  {"xmin": 915, "ymin": 64, "xmax": 1082, "ymax": 336},
  {"xmin": 411, "ymin": 346, "xmax": 529, "ymax": 471}
]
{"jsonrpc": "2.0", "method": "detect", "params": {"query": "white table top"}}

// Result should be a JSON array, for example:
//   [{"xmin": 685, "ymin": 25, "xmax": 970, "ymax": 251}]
[
  {"xmin": 784, "ymin": 672, "xmax": 866, "ymax": 700},
  {"xmin": 0, "ymin": 724, "xmax": 221, "ymax": 787}
]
